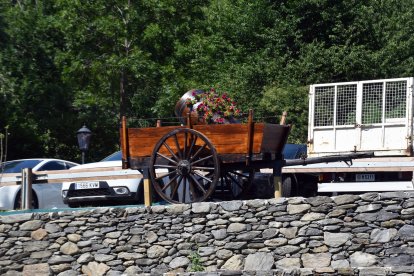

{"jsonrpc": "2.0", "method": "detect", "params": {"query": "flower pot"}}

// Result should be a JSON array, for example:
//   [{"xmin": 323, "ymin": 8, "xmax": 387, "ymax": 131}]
[{"xmin": 175, "ymin": 89, "xmax": 206, "ymax": 125}]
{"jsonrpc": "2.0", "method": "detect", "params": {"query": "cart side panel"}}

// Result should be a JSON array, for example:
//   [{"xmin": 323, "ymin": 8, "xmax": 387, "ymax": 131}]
[
  {"xmin": 260, "ymin": 123, "xmax": 291, "ymax": 154},
  {"xmin": 193, "ymin": 124, "xmax": 262, "ymax": 154}
]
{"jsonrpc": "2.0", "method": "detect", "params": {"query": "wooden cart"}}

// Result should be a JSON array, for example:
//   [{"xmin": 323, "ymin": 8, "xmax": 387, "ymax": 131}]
[{"xmin": 120, "ymin": 112, "xmax": 290, "ymax": 204}]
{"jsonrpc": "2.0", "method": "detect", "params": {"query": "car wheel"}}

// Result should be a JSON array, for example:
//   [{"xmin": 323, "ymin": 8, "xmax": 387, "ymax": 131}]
[
  {"xmin": 68, "ymin": 202, "xmax": 80, "ymax": 208},
  {"xmin": 135, "ymin": 179, "xmax": 145, "ymax": 204},
  {"xmin": 14, "ymin": 190, "xmax": 39, "ymax": 210}
]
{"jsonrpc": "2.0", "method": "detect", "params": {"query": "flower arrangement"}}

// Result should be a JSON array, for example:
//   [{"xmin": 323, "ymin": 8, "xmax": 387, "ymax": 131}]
[{"xmin": 185, "ymin": 88, "xmax": 241, "ymax": 124}]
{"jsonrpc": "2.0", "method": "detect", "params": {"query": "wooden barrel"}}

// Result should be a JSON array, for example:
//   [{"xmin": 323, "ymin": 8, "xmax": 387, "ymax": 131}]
[{"xmin": 174, "ymin": 89, "xmax": 205, "ymax": 125}]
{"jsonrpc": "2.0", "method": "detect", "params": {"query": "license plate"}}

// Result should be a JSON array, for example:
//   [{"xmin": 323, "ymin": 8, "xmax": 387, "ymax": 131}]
[
  {"xmin": 356, "ymin": 174, "xmax": 375, "ymax": 182},
  {"xmin": 75, "ymin": 182, "xmax": 100, "ymax": 189}
]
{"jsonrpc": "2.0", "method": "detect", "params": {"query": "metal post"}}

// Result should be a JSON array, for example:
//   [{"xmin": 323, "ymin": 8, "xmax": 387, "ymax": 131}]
[
  {"xmin": 81, "ymin": 152, "xmax": 85, "ymax": 165},
  {"xmin": 143, "ymin": 168, "xmax": 152, "ymax": 207},
  {"xmin": 21, "ymin": 168, "xmax": 33, "ymax": 210}
]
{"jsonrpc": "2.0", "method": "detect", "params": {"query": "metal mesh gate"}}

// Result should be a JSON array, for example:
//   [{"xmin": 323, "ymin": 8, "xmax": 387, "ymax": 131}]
[
  {"xmin": 314, "ymin": 80, "xmax": 408, "ymax": 127},
  {"xmin": 309, "ymin": 78, "xmax": 413, "ymax": 156},
  {"xmin": 314, "ymin": 84, "xmax": 357, "ymax": 127},
  {"xmin": 314, "ymin": 86, "xmax": 334, "ymax": 126}
]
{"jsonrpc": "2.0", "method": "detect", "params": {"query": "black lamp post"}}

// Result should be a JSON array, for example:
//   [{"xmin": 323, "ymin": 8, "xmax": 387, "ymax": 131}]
[{"xmin": 76, "ymin": 125, "xmax": 92, "ymax": 164}]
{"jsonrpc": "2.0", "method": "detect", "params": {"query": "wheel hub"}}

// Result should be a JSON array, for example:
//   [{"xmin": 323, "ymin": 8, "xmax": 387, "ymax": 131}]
[{"xmin": 177, "ymin": 160, "xmax": 191, "ymax": 175}]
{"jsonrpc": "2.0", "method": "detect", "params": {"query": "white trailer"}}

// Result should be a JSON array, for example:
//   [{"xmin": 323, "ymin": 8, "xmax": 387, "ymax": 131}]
[{"xmin": 282, "ymin": 77, "xmax": 414, "ymax": 195}]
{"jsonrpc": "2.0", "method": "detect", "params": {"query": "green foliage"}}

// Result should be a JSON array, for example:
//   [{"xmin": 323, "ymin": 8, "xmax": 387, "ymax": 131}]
[
  {"xmin": 260, "ymin": 85, "xmax": 309, "ymax": 144},
  {"xmin": 1, "ymin": 0, "xmax": 414, "ymax": 160}
]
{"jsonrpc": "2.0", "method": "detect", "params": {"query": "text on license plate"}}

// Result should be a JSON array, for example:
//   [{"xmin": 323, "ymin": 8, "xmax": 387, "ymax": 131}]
[
  {"xmin": 356, "ymin": 174, "xmax": 375, "ymax": 182},
  {"xmin": 75, "ymin": 182, "xmax": 100, "ymax": 189}
]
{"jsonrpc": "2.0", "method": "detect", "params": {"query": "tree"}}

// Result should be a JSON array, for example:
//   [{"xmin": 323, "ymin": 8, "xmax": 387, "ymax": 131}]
[
  {"xmin": 2, "ymin": 0, "xmax": 414, "ymax": 160},
  {"xmin": 0, "ymin": 1, "xmax": 79, "ymax": 160},
  {"xmin": 260, "ymin": 85, "xmax": 309, "ymax": 143}
]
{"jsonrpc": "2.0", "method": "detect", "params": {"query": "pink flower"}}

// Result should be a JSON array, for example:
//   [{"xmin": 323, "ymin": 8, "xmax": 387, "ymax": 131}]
[{"xmin": 185, "ymin": 88, "xmax": 241, "ymax": 124}]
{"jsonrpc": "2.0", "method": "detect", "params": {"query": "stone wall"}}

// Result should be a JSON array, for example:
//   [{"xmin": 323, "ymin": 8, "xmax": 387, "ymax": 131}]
[{"xmin": 1, "ymin": 192, "xmax": 414, "ymax": 275}]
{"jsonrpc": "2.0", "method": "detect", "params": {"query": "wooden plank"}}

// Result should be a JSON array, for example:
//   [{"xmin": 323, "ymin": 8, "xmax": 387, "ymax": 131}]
[
  {"xmin": 0, "ymin": 168, "xmax": 143, "ymax": 186},
  {"xmin": 0, "ymin": 182, "xmax": 19, "ymax": 186},
  {"xmin": 2, "ymin": 175, "xmax": 143, "ymax": 186},
  {"xmin": 1, "ymin": 168, "xmax": 170, "ymax": 186},
  {"xmin": 127, "ymin": 126, "xmax": 185, "ymax": 158},
  {"xmin": 193, "ymin": 124, "xmax": 262, "ymax": 154},
  {"xmin": 121, "ymin": 116, "xmax": 129, "ymax": 169}
]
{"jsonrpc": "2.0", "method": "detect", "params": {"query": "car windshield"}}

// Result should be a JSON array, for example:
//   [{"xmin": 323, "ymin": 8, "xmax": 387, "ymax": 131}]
[
  {"xmin": 0, "ymin": 160, "xmax": 42, "ymax": 173},
  {"xmin": 100, "ymin": 151, "xmax": 122, "ymax": 162}
]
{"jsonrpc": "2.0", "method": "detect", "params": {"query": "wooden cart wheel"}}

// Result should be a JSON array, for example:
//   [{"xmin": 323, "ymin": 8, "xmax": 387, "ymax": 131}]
[
  {"xmin": 149, "ymin": 128, "xmax": 220, "ymax": 204},
  {"xmin": 214, "ymin": 168, "xmax": 255, "ymax": 200}
]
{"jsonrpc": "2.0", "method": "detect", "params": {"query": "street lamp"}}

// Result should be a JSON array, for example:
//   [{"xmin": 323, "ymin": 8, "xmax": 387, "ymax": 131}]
[{"xmin": 76, "ymin": 125, "xmax": 92, "ymax": 164}]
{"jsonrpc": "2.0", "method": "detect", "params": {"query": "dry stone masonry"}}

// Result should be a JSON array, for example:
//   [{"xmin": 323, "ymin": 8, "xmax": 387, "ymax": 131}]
[{"xmin": 1, "ymin": 192, "xmax": 414, "ymax": 275}]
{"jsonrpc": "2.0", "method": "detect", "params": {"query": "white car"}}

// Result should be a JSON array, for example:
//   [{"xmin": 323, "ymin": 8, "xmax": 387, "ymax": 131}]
[
  {"xmin": 0, "ymin": 158, "xmax": 79, "ymax": 210},
  {"xmin": 61, "ymin": 151, "xmax": 144, "ymax": 207}
]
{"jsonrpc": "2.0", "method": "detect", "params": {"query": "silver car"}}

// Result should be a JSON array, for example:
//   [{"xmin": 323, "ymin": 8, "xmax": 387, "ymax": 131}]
[
  {"xmin": 0, "ymin": 158, "xmax": 79, "ymax": 210},
  {"xmin": 61, "ymin": 151, "xmax": 144, "ymax": 207}
]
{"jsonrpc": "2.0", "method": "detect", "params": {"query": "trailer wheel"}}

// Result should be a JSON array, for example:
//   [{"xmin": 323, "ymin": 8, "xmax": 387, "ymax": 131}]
[
  {"xmin": 149, "ymin": 128, "xmax": 220, "ymax": 204},
  {"xmin": 281, "ymin": 175, "xmax": 297, "ymax": 197},
  {"xmin": 214, "ymin": 168, "xmax": 255, "ymax": 200}
]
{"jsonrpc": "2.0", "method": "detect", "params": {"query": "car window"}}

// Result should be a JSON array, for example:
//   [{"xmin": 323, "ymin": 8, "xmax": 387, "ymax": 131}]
[
  {"xmin": 283, "ymin": 144, "xmax": 307, "ymax": 159},
  {"xmin": 101, "ymin": 151, "xmax": 122, "ymax": 162},
  {"xmin": 65, "ymin": 162, "xmax": 78, "ymax": 169},
  {"xmin": 38, "ymin": 161, "xmax": 67, "ymax": 171},
  {"xmin": 1, "ymin": 160, "xmax": 42, "ymax": 173}
]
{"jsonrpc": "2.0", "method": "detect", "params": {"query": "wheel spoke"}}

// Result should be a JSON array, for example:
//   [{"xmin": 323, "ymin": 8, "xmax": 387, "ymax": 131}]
[
  {"xmin": 227, "ymin": 172, "xmax": 244, "ymax": 190},
  {"xmin": 184, "ymin": 131, "xmax": 188, "ymax": 159},
  {"xmin": 173, "ymin": 134, "xmax": 183, "ymax": 159},
  {"xmin": 155, "ymin": 169, "xmax": 177, "ymax": 181},
  {"xmin": 182, "ymin": 176, "xmax": 187, "ymax": 202},
  {"xmin": 156, "ymin": 152, "xmax": 177, "ymax": 165},
  {"xmin": 191, "ymin": 155, "xmax": 213, "ymax": 166},
  {"xmin": 188, "ymin": 176, "xmax": 199, "ymax": 201},
  {"xmin": 194, "ymin": 171, "xmax": 213, "ymax": 183},
  {"xmin": 192, "ymin": 166, "xmax": 215, "ymax": 171},
  {"xmin": 189, "ymin": 173, "xmax": 207, "ymax": 194},
  {"xmin": 170, "ymin": 175, "xmax": 183, "ymax": 199},
  {"xmin": 187, "ymin": 135, "xmax": 198, "ymax": 159},
  {"xmin": 161, "ymin": 173, "xmax": 179, "ymax": 192},
  {"xmin": 162, "ymin": 143, "xmax": 180, "ymax": 162},
  {"xmin": 189, "ymin": 143, "xmax": 208, "ymax": 162},
  {"xmin": 153, "ymin": 164, "xmax": 177, "ymax": 169}
]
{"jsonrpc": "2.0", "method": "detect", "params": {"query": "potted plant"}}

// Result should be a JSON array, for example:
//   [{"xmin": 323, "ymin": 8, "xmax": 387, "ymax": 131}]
[{"xmin": 185, "ymin": 88, "xmax": 241, "ymax": 124}]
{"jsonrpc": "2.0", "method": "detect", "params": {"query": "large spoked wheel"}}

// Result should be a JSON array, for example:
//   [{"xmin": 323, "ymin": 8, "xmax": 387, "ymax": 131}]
[
  {"xmin": 149, "ymin": 128, "xmax": 220, "ymax": 204},
  {"xmin": 214, "ymin": 167, "xmax": 255, "ymax": 200}
]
